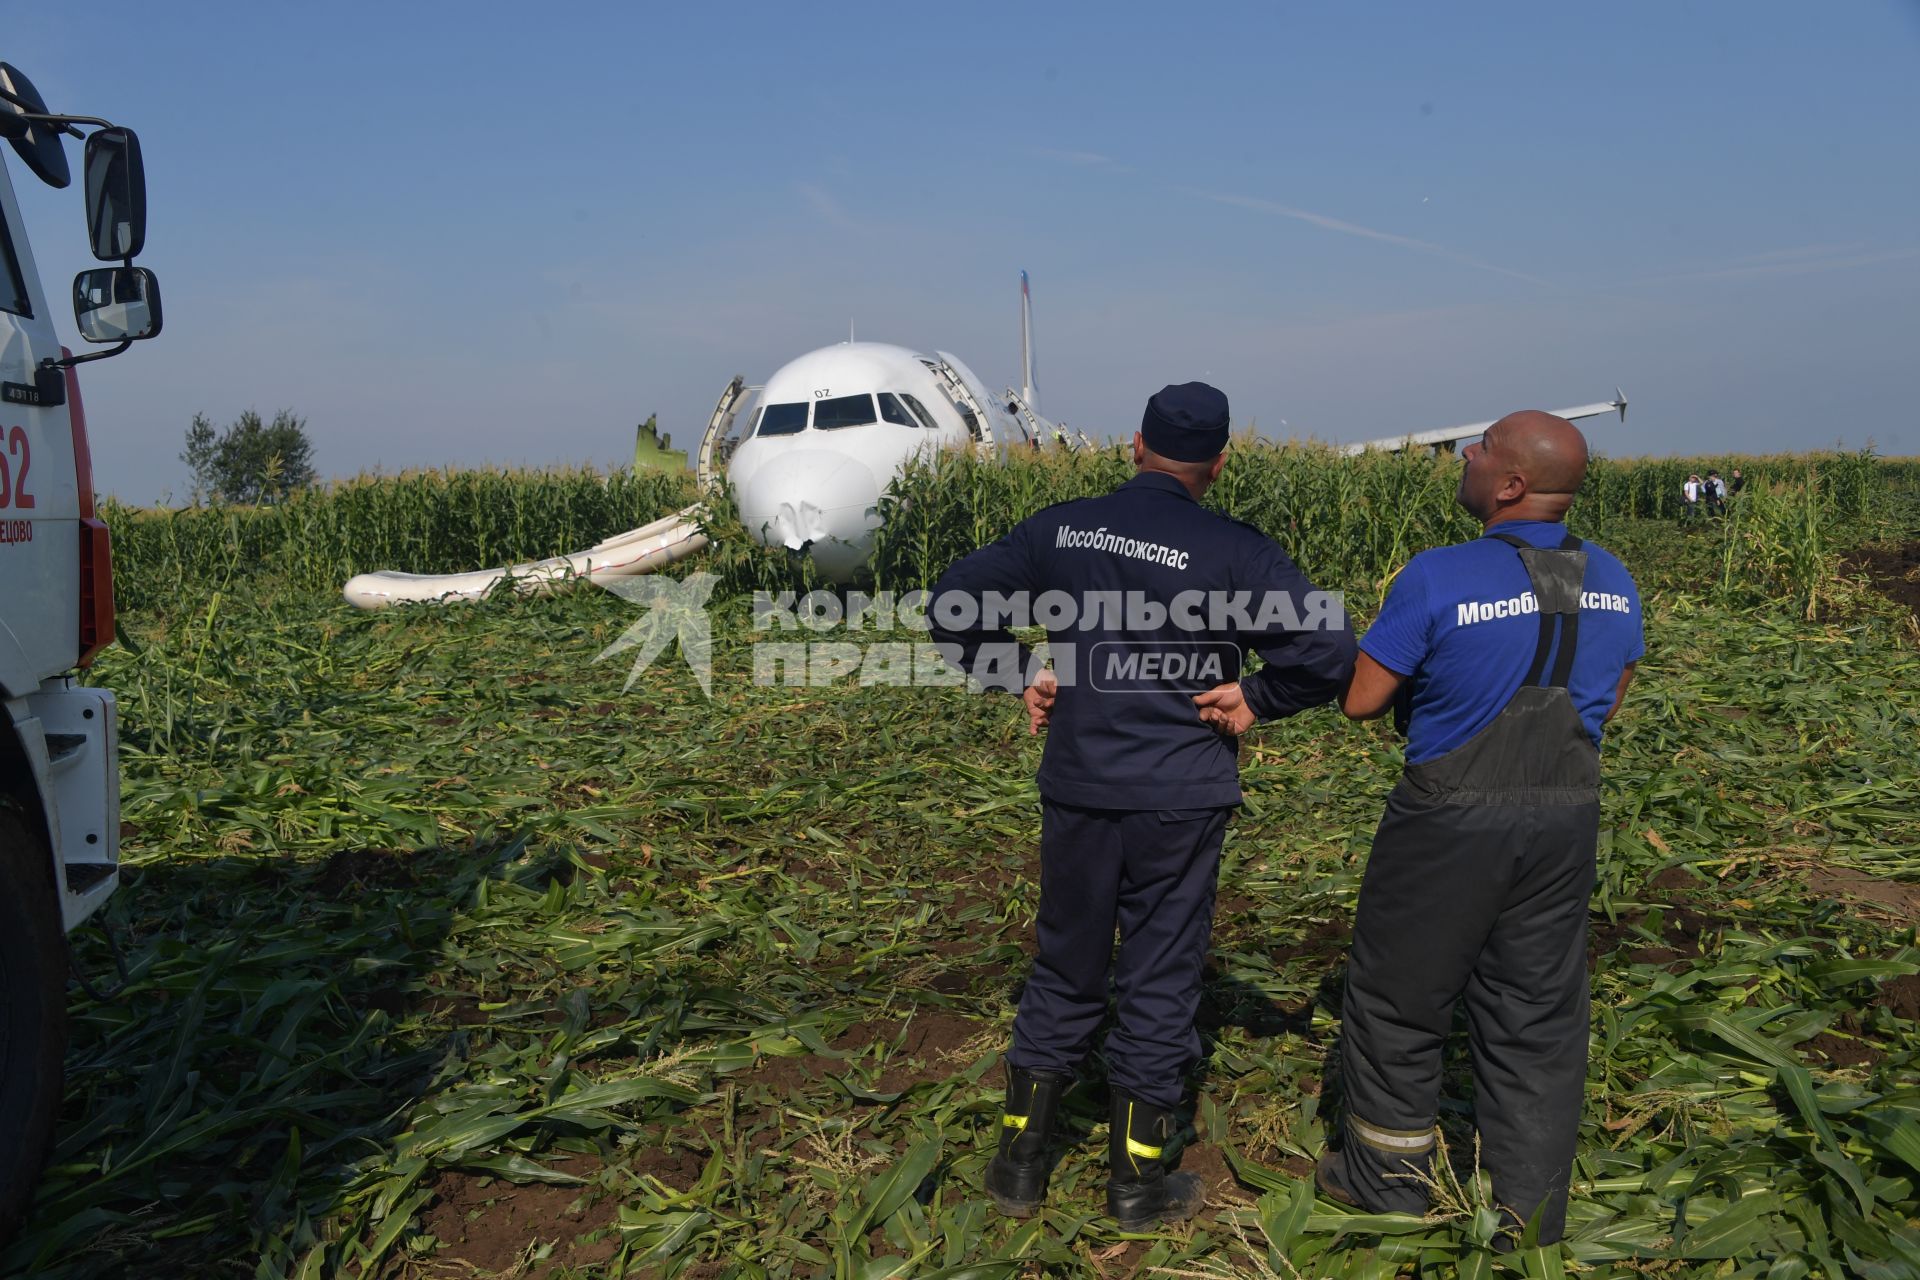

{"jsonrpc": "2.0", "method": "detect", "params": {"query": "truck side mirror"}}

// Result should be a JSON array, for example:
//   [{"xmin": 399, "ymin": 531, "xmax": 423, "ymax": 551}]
[
  {"xmin": 83, "ymin": 127, "xmax": 145, "ymax": 260},
  {"xmin": 72, "ymin": 267, "xmax": 161, "ymax": 343},
  {"xmin": 0, "ymin": 62, "xmax": 70, "ymax": 189}
]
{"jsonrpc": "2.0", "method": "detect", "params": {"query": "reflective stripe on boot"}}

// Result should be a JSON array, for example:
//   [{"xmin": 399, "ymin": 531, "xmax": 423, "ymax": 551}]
[
  {"xmin": 984, "ymin": 1068, "xmax": 1069, "ymax": 1217},
  {"xmin": 1105, "ymin": 1091, "xmax": 1205, "ymax": 1231},
  {"xmin": 1338, "ymin": 1112, "xmax": 1436, "ymax": 1215}
]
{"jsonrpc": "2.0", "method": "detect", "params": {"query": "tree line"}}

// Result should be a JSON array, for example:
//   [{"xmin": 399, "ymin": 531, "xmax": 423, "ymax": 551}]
[{"xmin": 180, "ymin": 409, "xmax": 317, "ymax": 504}]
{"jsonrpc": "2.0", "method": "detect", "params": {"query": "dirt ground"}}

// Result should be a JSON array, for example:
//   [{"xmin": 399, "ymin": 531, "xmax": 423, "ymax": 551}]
[
  {"xmin": 1845, "ymin": 540, "xmax": 1920, "ymax": 614},
  {"xmin": 416, "ymin": 1156, "xmax": 620, "ymax": 1278},
  {"xmin": 743, "ymin": 1010, "xmax": 987, "ymax": 1097},
  {"xmin": 1802, "ymin": 863, "xmax": 1920, "ymax": 923}
]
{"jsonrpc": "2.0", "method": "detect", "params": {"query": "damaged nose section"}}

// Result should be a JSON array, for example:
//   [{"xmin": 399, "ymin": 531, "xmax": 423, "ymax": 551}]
[
  {"xmin": 767, "ymin": 498, "xmax": 829, "ymax": 552},
  {"xmin": 733, "ymin": 450, "xmax": 882, "ymax": 579}
]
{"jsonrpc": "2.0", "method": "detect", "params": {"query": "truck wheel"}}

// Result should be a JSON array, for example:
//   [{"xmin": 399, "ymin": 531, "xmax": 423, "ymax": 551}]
[{"xmin": 0, "ymin": 809, "xmax": 66, "ymax": 1243}]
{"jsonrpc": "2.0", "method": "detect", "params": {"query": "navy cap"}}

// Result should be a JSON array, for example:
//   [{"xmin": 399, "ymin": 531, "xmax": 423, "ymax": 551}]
[{"xmin": 1141, "ymin": 382, "xmax": 1230, "ymax": 462}]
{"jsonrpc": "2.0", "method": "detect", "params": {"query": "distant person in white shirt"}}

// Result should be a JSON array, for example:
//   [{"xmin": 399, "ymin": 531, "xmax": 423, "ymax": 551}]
[
  {"xmin": 1682, "ymin": 474, "xmax": 1702, "ymax": 523},
  {"xmin": 1704, "ymin": 470, "xmax": 1726, "ymax": 517}
]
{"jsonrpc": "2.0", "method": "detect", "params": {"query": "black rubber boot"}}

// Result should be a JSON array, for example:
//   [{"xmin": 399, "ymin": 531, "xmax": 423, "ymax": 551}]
[
  {"xmin": 1105, "ymin": 1091, "xmax": 1205, "ymax": 1231},
  {"xmin": 1313, "ymin": 1148, "xmax": 1359, "ymax": 1207},
  {"xmin": 984, "ymin": 1067, "xmax": 1070, "ymax": 1217}
]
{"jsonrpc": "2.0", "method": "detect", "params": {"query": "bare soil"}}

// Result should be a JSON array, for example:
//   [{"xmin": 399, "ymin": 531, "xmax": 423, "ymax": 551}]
[
  {"xmin": 631, "ymin": 1140, "xmax": 709, "ymax": 1190},
  {"xmin": 423, "ymin": 991, "xmax": 493, "ymax": 1027},
  {"xmin": 417, "ymin": 1156, "xmax": 619, "ymax": 1277},
  {"xmin": 1802, "ymin": 863, "xmax": 1920, "ymax": 924},
  {"xmin": 919, "ymin": 923, "xmax": 1022, "ymax": 990},
  {"xmin": 1874, "ymin": 974, "xmax": 1920, "ymax": 1021},
  {"xmin": 1178, "ymin": 1139, "xmax": 1238, "ymax": 1200},
  {"xmin": 744, "ymin": 1050, "xmax": 819, "ymax": 1096},
  {"xmin": 946, "ymin": 857, "xmax": 1027, "ymax": 909},
  {"xmin": 1215, "ymin": 892, "xmax": 1260, "ymax": 921},
  {"xmin": 868, "ymin": 1012, "xmax": 989, "ymax": 1093},
  {"xmin": 1646, "ymin": 866, "xmax": 1698, "ymax": 894},
  {"xmin": 1798, "ymin": 1010, "xmax": 1887, "ymax": 1069},
  {"xmin": 1844, "ymin": 540, "xmax": 1920, "ymax": 614},
  {"xmin": 741, "ymin": 1011, "xmax": 986, "ymax": 1097},
  {"xmin": 1086, "ymin": 1239, "xmax": 1151, "ymax": 1277},
  {"xmin": 1589, "ymin": 904, "xmax": 1718, "ymax": 970},
  {"xmin": 1586, "ymin": 864, "xmax": 1741, "ymax": 970}
]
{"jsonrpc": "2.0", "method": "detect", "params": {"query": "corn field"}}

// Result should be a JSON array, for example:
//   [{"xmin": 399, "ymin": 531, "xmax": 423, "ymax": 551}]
[
  {"xmin": 871, "ymin": 445, "xmax": 1901, "ymax": 614},
  {"xmin": 103, "ymin": 448, "xmax": 1908, "ymax": 615},
  {"xmin": 8, "ymin": 451, "xmax": 1918, "ymax": 1279},
  {"xmin": 100, "ymin": 467, "xmax": 699, "ymax": 613}
]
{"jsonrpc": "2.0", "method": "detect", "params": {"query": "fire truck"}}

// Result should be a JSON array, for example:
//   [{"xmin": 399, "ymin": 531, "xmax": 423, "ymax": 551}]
[{"xmin": 0, "ymin": 61, "xmax": 162, "ymax": 1238}]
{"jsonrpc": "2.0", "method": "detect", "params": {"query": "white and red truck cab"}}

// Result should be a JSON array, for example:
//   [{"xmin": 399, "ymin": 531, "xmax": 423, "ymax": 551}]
[{"xmin": 0, "ymin": 61, "xmax": 162, "ymax": 1239}]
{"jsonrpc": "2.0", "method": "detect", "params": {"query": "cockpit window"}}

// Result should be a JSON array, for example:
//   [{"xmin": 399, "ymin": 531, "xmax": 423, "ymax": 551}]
[
  {"xmin": 814, "ymin": 393, "xmax": 877, "ymax": 431},
  {"xmin": 756, "ymin": 402, "xmax": 809, "ymax": 437},
  {"xmin": 898, "ymin": 393, "xmax": 940, "ymax": 430},
  {"xmin": 877, "ymin": 393, "xmax": 917, "ymax": 427}
]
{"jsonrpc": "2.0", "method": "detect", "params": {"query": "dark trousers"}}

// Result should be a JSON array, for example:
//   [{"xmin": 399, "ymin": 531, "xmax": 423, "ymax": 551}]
[
  {"xmin": 1338, "ymin": 784, "xmax": 1598, "ymax": 1242},
  {"xmin": 1006, "ymin": 802, "xmax": 1230, "ymax": 1110}
]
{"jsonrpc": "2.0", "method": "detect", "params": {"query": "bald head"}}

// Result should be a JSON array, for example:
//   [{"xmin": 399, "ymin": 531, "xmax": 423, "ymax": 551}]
[
  {"xmin": 1457, "ymin": 411, "xmax": 1589, "ymax": 526},
  {"xmin": 1490, "ymin": 411, "xmax": 1589, "ymax": 492}
]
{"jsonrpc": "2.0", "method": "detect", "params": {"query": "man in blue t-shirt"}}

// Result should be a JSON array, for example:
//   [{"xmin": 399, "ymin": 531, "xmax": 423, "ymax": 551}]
[{"xmin": 1320, "ymin": 411, "xmax": 1642, "ymax": 1246}]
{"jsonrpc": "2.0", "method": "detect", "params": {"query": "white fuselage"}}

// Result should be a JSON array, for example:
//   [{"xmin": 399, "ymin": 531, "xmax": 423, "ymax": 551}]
[{"xmin": 726, "ymin": 342, "xmax": 1016, "ymax": 580}]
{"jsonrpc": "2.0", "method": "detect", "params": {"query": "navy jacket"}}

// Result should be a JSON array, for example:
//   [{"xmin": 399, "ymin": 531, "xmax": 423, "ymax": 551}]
[{"xmin": 930, "ymin": 470, "xmax": 1356, "ymax": 809}]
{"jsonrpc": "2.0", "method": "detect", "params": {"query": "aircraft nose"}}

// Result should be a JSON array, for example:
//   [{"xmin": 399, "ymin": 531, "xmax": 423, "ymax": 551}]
[{"xmin": 734, "ymin": 450, "xmax": 880, "ymax": 574}]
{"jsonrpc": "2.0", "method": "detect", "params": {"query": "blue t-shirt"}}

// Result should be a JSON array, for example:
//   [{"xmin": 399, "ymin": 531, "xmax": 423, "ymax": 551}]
[{"xmin": 1360, "ymin": 520, "xmax": 1645, "ymax": 765}]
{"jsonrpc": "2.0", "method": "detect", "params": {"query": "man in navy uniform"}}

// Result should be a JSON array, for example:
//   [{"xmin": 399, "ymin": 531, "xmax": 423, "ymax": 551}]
[
  {"xmin": 1314, "ymin": 410, "xmax": 1642, "ymax": 1246},
  {"xmin": 929, "ymin": 383, "xmax": 1354, "ymax": 1230}
]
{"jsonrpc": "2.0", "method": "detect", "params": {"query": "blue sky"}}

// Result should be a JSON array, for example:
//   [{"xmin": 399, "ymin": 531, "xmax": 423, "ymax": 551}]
[{"xmin": 9, "ymin": 2, "xmax": 1919, "ymax": 501}]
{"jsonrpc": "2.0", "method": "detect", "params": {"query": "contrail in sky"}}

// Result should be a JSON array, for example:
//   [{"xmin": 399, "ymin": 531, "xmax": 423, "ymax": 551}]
[{"xmin": 1190, "ymin": 189, "xmax": 1551, "ymax": 286}]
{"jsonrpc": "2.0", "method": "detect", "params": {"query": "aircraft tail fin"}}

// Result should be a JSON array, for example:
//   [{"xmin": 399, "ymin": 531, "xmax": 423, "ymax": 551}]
[
  {"xmin": 1000, "ymin": 271, "xmax": 1089, "ymax": 449},
  {"xmin": 1019, "ymin": 270, "xmax": 1037, "ymax": 412}
]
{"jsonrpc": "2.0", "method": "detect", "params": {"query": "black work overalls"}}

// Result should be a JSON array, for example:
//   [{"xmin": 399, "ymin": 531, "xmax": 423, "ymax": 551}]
[{"xmin": 1338, "ymin": 533, "xmax": 1600, "ymax": 1245}]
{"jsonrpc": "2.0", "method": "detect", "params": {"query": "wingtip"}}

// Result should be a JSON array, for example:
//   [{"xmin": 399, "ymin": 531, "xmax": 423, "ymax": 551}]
[{"xmin": 1614, "ymin": 387, "xmax": 1628, "ymax": 422}]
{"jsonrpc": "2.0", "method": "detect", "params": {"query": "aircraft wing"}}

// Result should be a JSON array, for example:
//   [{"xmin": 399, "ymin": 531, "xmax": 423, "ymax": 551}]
[{"xmin": 1339, "ymin": 390, "xmax": 1627, "ymax": 456}]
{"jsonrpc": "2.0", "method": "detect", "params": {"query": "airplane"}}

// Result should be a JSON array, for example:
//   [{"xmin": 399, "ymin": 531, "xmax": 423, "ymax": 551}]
[
  {"xmin": 694, "ymin": 273, "xmax": 1073, "ymax": 580},
  {"xmin": 343, "ymin": 272, "xmax": 1075, "ymax": 605},
  {"xmin": 340, "ymin": 274, "xmax": 1622, "ymax": 607}
]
